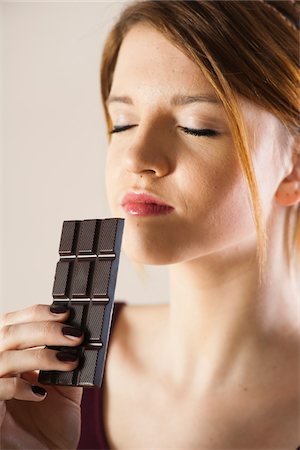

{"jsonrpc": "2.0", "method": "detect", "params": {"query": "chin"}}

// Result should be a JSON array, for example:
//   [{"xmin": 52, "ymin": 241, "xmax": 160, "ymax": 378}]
[{"xmin": 122, "ymin": 230, "xmax": 179, "ymax": 265}]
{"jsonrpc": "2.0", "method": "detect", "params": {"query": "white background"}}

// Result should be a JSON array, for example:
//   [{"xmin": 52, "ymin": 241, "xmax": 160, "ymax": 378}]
[{"xmin": 1, "ymin": 1, "xmax": 169, "ymax": 314}]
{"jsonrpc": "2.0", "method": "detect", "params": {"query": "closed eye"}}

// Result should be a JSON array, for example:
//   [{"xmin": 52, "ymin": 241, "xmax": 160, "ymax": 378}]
[
  {"xmin": 109, "ymin": 125, "xmax": 137, "ymax": 134},
  {"xmin": 179, "ymin": 127, "xmax": 219, "ymax": 137},
  {"xmin": 109, "ymin": 125, "xmax": 220, "ymax": 138}
]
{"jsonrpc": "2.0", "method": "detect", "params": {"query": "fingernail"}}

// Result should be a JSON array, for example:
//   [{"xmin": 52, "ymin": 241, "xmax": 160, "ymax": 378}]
[
  {"xmin": 32, "ymin": 385, "xmax": 47, "ymax": 397},
  {"xmin": 62, "ymin": 326, "xmax": 83, "ymax": 339},
  {"xmin": 50, "ymin": 304, "xmax": 68, "ymax": 314},
  {"xmin": 56, "ymin": 350, "xmax": 79, "ymax": 362}
]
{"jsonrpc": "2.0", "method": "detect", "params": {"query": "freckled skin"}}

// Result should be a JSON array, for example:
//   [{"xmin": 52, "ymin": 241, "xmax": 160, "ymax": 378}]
[{"xmin": 105, "ymin": 24, "xmax": 298, "ymax": 266}]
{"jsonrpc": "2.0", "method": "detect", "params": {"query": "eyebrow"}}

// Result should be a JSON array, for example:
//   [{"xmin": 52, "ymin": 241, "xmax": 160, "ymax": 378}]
[{"xmin": 106, "ymin": 94, "xmax": 222, "ymax": 107}]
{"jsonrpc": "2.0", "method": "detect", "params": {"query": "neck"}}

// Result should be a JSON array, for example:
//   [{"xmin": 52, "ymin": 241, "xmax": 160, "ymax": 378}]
[{"xmin": 164, "ymin": 205, "xmax": 300, "ymax": 391}]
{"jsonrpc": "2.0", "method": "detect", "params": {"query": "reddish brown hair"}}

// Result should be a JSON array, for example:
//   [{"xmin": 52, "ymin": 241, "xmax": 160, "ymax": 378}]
[{"xmin": 100, "ymin": 0, "xmax": 300, "ymax": 284}]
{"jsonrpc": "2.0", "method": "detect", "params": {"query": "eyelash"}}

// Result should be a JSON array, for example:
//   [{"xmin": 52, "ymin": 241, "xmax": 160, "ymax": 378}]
[
  {"xmin": 109, "ymin": 125, "xmax": 136, "ymax": 134},
  {"xmin": 109, "ymin": 125, "xmax": 219, "ymax": 137},
  {"xmin": 179, "ymin": 127, "xmax": 219, "ymax": 137}
]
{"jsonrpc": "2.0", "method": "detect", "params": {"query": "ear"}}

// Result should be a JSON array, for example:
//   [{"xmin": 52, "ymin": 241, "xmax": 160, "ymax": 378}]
[{"xmin": 275, "ymin": 134, "xmax": 300, "ymax": 207}]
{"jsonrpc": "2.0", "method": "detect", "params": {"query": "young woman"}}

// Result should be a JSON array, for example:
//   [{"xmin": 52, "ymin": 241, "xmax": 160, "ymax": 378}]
[{"xmin": 1, "ymin": 1, "xmax": 299, "ymax": 449}]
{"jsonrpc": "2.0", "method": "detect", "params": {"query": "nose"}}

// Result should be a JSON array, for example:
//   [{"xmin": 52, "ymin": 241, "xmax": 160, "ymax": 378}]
[{"xmin": 123, "ymin": 120, "xmax": 175, "ymax": 178}]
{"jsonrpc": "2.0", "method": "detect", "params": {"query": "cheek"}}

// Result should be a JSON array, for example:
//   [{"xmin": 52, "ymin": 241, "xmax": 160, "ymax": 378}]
[
  {"xmin": 180, "ymin": 154, "xmax": 254, "ymax": 241},
  {"xmin": 178, "ymin": 149, "xmax": 240, "ymax": 211}
]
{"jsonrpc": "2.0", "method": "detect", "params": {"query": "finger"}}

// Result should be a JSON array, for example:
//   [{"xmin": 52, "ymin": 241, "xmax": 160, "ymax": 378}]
[
  {"xmin": 0, "ymin": 377, "xmax": 47, "ymax": 401},
  {"xmin": 21, "ymin": 371, "xmax": 83, "ymax": 404},
  {"xmin": 0, "ymin": 347, "xmax": 80, "ymax": 378},
  {"xmin": 0, "ymin": 303, "xmax": 70, "ymax": 327},
  {"xmin": 0, "ymin": 321, "xmax": 84, "ymax": 352},
  {"xmin": 20, "ymin": 370, "xmax": 40, "ymax": 385}
]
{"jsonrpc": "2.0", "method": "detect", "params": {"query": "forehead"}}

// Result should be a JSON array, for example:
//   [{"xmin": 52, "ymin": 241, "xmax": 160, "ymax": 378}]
[
  {"xmin": 111, "ymin": 23, "xmax": 216, "ymax": 98},
  {"xmin": 109, "ymin": 23, "xmax": 285, "ymax": 147}
]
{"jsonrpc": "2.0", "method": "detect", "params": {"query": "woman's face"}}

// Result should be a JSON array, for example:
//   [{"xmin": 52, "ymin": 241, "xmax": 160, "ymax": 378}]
[{"xmin": 105, "ymin": 24, "xmax": 290, "ymax": 265}]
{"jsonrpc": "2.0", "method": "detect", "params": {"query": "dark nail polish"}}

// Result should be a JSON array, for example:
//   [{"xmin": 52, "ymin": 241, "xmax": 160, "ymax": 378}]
[
  {"xmin": 50, "ymin": 304, "xmax": 68, "ymax": 314},
  {"xmin": 32, "ymin": 385, "xmax": 47, "ymax": 397},
  {"xmin": 56, "ymin": 350, "xmax": 79, "ymax": 362},
  {"xmin": 62, "ymin": 326, "xmax": 83, "ymax": 338}
]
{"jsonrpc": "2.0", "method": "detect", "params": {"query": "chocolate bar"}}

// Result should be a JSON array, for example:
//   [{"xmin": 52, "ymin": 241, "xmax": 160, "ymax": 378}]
[{"xmin": 38, "ymin": 218, "xmax": 124, "ymax": 387}]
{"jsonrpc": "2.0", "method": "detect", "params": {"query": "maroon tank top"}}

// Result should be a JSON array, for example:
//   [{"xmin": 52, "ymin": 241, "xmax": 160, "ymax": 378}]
[{"xmin": 77, "ymin": 301, "xmax": 126, "ymax": 450}]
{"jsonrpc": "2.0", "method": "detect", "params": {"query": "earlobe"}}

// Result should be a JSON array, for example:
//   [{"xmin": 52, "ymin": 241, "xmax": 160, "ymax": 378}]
[
  {"xmin": 275, "ymin": 180, "xmax": 300, "ymax": 206},
  {"xmin": 275, "ymin": 144, "xmax": 300, "ymax": 206}
]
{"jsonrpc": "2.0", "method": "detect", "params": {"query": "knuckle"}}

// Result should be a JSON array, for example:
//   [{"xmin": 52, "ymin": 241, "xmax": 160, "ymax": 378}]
[
  {"xmin": 0, "ymin": 324, "xmax": 12, "ymax": 348},
  {"xmin": 7, "ymin": 378, "xmax": 17, "ymax": 399},
  {"xmin": 0, "ymin": 351, "xmax": 11, "ymax": 378},
  {"xmin": 42, "ymin": 320, "xmax": 58, "ymax": 339},
  {"xmin": 35, "ymin": 346, "xmax": 45, "ymax": 363},
  {"xmin": 0, "ymin": 329, "xmax": 4, "ymax": 351},
  {"xmin": 0, "ymin": 312, "xmax": 6, "ymax": 328},
  {"xmin": 0, "ymin": 378, "xmax": 16, "ymax": 400},
  {"xmin": 0, "ymin": 334, "xmax": 4, "ymax": 352},
  {"xmin": 29, "ymin": 304, "xmax": 45, "ymax": 320},
  {"xmin": 0, "ymin": 352, "xmax": 5, "ymax": 377}
]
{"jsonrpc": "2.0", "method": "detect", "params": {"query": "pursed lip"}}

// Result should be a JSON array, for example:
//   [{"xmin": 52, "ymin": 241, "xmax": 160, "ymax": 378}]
[{"xmin": 121, "ymin": 191, "xmax": 173, "ymax": 207}]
